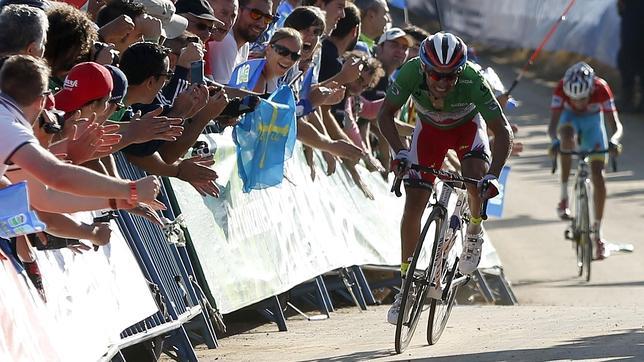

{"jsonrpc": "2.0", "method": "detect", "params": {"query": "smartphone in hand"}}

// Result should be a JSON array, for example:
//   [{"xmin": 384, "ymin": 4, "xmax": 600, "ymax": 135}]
[{"xmin": 190, "ymin": 60, "xmax": 205, "ymax": 84}]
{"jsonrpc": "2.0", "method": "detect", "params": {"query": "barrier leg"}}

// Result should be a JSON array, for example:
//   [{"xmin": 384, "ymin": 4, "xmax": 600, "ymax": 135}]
[
  {"xmin": 313, "ymin": 276, "xmax": 332, "ymax": 317},
  {"xmin": 342, "ymin": 268, "xmax": 367, "ymax": 310},
  {"xmin": 256, "ymin": 296, "xmax": 288, "ymax": 331},
  {"xmin": 165, "ymin": 327, "xmax": 199, "ymax": 362},
  {"xmin": 317, "ymin": 276, "xmax": 335, "ymax": 312},
  {"xmin": 473, "ymin": 269, "xmax": 495, "ymax": 304},
  {"xmin": 111, "ymin": 351, "xmax": 126, "ymax": 362},
  {"xmin": 351, "ymin": 266, "xmax": 376, "ymax": 305}
]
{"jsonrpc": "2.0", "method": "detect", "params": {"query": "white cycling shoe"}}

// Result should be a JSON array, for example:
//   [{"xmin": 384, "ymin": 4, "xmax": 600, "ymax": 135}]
[
  {"xmin": 459, "ymin": 231, "xmax": 484, "ymax": 275},
  {"xmin": 387, "ymin": 292, "xmax": 403, "ymax": 325}
]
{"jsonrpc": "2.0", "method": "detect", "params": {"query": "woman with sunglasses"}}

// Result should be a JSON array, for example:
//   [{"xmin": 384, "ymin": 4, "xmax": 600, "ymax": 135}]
[
  {"xmin": 251, "ymin": 28, "xmax": 303, "ymax": 94},
  {"xmin": 378, "ymin": 32, "xmax": 514, "ymax": 325}
]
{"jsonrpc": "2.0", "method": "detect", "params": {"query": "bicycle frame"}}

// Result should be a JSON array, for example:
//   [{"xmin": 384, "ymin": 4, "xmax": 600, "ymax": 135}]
[
  {"xmin": 392, "ymin": 163, "xmax": 489, "ymax": 352},
  {"xmin": 427, "ymin": 182, "xmax": 470, "ymax": 298}
]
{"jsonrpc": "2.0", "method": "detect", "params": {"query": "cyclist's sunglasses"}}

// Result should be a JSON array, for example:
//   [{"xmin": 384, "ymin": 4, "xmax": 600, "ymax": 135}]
[
  {"xmin": 244, "ymin": 7, "xmax": 275, "ymax": 25},
  {"xmin": 426, "ymin": 69, "xmax": 461, "ymax": 82},
  {"xmin": 271, "ymin": 43, "xmax": 301, "ymax": 61}
]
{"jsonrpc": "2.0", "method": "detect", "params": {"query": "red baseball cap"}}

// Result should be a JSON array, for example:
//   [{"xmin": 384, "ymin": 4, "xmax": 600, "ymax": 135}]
[{"xmin": 54, "ymin": 62, "xmax": 113, "ymax": 114}]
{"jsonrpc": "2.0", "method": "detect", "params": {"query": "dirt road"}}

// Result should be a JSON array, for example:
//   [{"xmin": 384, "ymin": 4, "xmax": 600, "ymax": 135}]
[{"xmin": 195, "ymin": 59, "xmax": 644, "ymax": 361}]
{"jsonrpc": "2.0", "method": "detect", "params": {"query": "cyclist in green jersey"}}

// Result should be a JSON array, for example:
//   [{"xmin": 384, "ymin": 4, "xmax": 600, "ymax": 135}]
[{"xmin": 378, "ymin": 32, "xmax": 514, "ymax": 324}]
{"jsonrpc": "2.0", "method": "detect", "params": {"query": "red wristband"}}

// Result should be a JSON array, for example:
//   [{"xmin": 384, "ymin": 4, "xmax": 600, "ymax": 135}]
[
  {"xmin": 108, "ymin": 198, "xmax": 117, "ymax": 210},
  {"xmin": 129, "ymin": 181, "xmax": 138, "ymax": 204}
]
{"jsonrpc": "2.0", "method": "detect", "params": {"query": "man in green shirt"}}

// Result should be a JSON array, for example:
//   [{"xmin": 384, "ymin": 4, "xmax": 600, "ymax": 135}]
[{"xmin": 379, "ymin": 32, "xmax": 513, "ymax": 324}]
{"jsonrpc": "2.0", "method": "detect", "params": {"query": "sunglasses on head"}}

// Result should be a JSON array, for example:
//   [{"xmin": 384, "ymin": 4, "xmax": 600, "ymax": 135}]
[
  {"xmin": 426, "ymin": 68, "xmax": 461, "ymax": 82},
  {"xmin": 244, "ymin": 7, "xmax": 274, "ymax": 25},
  {"xmin": 271, "ymin": 43, "xmax": 301, "ymax": 61}
]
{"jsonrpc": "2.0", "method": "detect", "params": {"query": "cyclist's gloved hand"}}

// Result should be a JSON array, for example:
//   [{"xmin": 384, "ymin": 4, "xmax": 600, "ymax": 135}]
[
  {"xmin": 478, "ymin": 174, "xmax": 500, "ymax": 199},
  {"xmin": 548, "ymin": 138, "xmax": 560, "ymax": 159},
  {"xmin": 390, "ymin": 149, "xmax": 410, "ymax": 176},
  {"xmin": 608, "ymin": 140, "xmax": 623, "ymax": 156}
]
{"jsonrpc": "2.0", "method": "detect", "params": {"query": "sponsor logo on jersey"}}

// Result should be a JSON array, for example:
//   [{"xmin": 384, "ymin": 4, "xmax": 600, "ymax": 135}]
[
  {"xmin": 391, "ymin": 84, "xmax": 401, "ymax": 96},
  {"xmin": 415, "ymin": 102, "xmax": 476, "ymax": 126}
]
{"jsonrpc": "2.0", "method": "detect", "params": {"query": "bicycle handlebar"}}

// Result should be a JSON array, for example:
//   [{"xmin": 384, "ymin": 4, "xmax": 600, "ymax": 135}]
[
  {"xmin": 390, "ymin": 163, "xmax": 491, "ymax": 220},
  {"xmin": 551, "ymin": 149, "xmax": 618, "ymax": 173}
]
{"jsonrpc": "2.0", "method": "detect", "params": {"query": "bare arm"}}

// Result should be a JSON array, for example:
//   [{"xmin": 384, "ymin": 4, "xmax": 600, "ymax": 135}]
[
  {"xmin": 320, "ymin": 105, "xmax": 352, "ymax": 143},
  {"xmin": 297, "ymin": 118, "xmax": 363, "ymax": 161},
  {"xmin": 377, "ymin": 99, "xmax": 406, "ymax": 154},
  {"xmin": 159, "ymin": 89, "xmax": 228, "ymax": 163},
  {"xmin": 10, "ymin": 143, "xmax": 136, "ymax": 199},
  {"xmin": 36, "ymin": 211, "xmax": 96, "ymax": 240},
  {"xmin": 604, "ymin": 110, "xmax": 624, "ymax": 143},
  {"xmin": 125, "ymin": 152, "xmax": 179, "ymax": 177},
  {"xmin": 485, "ymin": 115, "xmax": 514, "ymax": 178},
  {"xmin": 548, "ymin": 108, "xmax": 563, "ymax": 141},
  {"xmin": 6, "ymin": 169, "xmax": 112, "ymax": 213}
]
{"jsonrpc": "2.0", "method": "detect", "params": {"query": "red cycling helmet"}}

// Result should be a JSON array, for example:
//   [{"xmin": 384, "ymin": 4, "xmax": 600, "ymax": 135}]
[{"xmin": 419, "ymin": 32, "xmax": 468, "ymax": 73}]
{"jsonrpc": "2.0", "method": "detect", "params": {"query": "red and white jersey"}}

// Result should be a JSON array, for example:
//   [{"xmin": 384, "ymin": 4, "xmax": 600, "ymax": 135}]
[{"xmin": 551, "ymin": 77, "xmax": 616, "ymax": 114}]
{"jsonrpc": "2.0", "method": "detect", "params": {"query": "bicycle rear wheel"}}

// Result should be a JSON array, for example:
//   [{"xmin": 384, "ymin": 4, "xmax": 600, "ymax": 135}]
[{"xmin": 394, "ymin": 211, "xmax": 442, "ymax": 354}]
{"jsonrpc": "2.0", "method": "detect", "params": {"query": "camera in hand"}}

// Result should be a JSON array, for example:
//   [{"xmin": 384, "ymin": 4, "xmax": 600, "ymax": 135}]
[
  {"xmin": 216, "ymin": 95, "xmax": 260, "ymax": 120},
  {"xmin": 191, "ymin": 140, "xmax": 211, "ymax": 157}
]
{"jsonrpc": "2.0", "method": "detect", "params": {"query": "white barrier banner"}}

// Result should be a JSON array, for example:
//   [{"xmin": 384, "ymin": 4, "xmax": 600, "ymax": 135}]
[
  {"xmin": 170, "ymin": 131, "xmax": 503, "ymax": 314},
  {"xmin": 408, "ymin": 0, "xmax": 620, "ymax": 67},
  {"xmin": 35, "ymin": 214, "xmax": 158, "ymax": 361},
  {"xmin": 0, "ymin": 249, "xmax": 65, "ymax": 362}
]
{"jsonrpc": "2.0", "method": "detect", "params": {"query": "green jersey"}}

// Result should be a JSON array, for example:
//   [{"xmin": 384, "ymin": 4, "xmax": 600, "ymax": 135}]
[{"xmin": 386, "ymin": 58, "xmax": 503, "ymax": 129}]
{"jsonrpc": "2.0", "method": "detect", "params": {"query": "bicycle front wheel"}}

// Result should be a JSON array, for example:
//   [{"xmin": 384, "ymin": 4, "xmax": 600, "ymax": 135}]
[
  {"xmin": 579, "ymin": 182, "xmax": 592, "ymax": 282},
  {"xmin": 394, "ymin": 211, "xmax": 442, "ymax": 354},
  {"xmin": 427, "ymin": 283, "xmax": 459, "ymax": 344},
  {"xmin": 427, "ymin": 244, "xmax": 462, "ymax": 345}
]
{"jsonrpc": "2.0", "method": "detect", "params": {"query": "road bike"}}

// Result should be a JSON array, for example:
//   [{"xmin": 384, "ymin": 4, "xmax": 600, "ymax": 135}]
[
  {"xmin": 390, "ymin": 164, "xmax": 490, "ymax": 353},
  {"xmin": 552, "ymin": 149, "xmax": 612, "ymax": 282}
]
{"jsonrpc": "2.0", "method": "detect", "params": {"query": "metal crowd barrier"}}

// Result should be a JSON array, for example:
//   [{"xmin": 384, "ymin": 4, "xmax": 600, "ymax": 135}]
[{"xmin": 102, "ymin": 152, "xmax": 218, "ymax": 361}]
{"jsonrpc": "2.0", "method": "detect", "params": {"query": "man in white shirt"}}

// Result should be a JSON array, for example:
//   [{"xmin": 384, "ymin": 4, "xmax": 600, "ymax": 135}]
[
  {"xmin": 0, "ymin": 55, "xmax": 160, "ymax": 204},
  {"xmin": 208, "ymin": 0, "xmax": 273, "ymax": 83}
]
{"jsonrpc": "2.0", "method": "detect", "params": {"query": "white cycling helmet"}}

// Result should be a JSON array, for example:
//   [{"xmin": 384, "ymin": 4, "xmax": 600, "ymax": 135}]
[{"xmin": 563, "ymin": 62, "xmax": 594, "ymax": 100}]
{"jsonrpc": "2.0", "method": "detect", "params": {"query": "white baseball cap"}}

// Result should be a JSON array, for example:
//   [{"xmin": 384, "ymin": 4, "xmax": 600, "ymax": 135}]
[
  {"xmin": 377, "ymin": 27, "xmax": 414, "ymax": 47},
  {"xmin": 136, "ymin": 0, "xmax": 189, "ymax": 39}
]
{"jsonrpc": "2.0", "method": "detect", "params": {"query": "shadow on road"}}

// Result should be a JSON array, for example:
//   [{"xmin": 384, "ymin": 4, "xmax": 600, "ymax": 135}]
[
  {"xmin": 300, "ymin": 348, "xmax": 397, "ymax": 362},
  {"xmin": 405, "ymin": 328, "xmax": 644, "ymax": 362},
  {"xmin": 485, "ymin": 214, "xmax": 562, "ymax": 230},
  {"xmin": 555, "ymin": 280, "xmax": 644, "ymax": 288}
]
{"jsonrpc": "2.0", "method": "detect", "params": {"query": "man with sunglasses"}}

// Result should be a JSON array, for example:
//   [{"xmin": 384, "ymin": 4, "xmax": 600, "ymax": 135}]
[
  {"xmin": 378, "ymin": 32, "xmax": 513, "ymax": 324},
  {"xmin": 208, "ymin": 0, "xmax": 273, "ymax": 84},
  {"xmin": 175, "ymin": 0, "xmax": 224, "ymax": 44}
]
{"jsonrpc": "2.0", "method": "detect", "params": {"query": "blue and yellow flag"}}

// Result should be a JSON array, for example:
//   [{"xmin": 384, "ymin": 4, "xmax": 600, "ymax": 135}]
[{"xmin": 233, "ymin": 85, "xmax": 297, "ymax": 193}]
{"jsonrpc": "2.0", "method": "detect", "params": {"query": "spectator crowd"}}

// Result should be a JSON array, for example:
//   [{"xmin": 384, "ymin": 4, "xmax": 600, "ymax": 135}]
[{"xmin": 0, "ymin": 0, "xmax": 431, "ymax": 299}]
